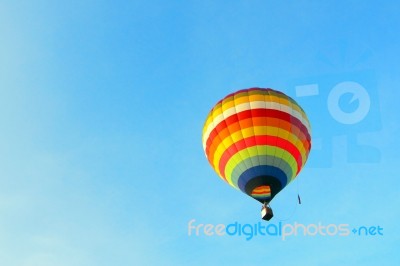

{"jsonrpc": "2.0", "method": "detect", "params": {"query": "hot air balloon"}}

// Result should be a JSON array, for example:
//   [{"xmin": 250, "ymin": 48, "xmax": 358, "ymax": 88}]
[{"xmin": 202, "ymin": 88, "xmax": 311, "ymax": 220}]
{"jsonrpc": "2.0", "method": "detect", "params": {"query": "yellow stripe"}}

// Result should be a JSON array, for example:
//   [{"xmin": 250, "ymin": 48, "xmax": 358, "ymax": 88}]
[
  {"xmin": 210, "ymin": 126, "xmax": 307, "ymax": 176},
  {"xmin": 224, "ymin": 146, "xmax": 297, "ymax": 187},
  {"xmin": 202, "ymin": 89, "xmax": 311, "ymax": 149},
  {"xmin": 202, "ymin": 101, "xmax": 311, "ymax": 148}
]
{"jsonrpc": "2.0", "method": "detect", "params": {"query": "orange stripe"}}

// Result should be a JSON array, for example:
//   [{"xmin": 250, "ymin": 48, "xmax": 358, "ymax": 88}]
[{"xmin": 205, "ymin": 117, "xmax": 308, "ymax": 165}]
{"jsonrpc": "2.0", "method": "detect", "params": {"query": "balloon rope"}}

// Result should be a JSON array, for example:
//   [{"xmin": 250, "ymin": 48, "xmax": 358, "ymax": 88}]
[
  {"xmin": 297, "ymin": 176, "xmax": 301, "ymax": 204},
  {"xmin": 274, "ymin": 178, "xmax": 301, "ymax": 222}
]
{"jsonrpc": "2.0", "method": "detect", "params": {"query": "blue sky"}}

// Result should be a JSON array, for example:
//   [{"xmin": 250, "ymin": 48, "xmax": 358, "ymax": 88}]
[{"xmin": 0, "ymin": 0, "xmax": 399, "ymax": 265}]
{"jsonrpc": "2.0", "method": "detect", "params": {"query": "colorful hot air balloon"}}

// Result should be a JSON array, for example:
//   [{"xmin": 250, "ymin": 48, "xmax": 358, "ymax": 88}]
[{"xmin": 202, "ymin": 88, "xmax": 311, "ymax": 220}]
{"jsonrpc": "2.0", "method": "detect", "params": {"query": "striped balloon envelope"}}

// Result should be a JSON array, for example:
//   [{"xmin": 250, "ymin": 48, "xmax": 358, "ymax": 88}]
[{"xmin": 202, "ymin": 88, "xmax": 312, "ymax": 204}]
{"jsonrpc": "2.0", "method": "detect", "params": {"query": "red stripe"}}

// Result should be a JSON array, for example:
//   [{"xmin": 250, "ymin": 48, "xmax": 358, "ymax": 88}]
[
  {"xmin": 252, "ymin": 189, "xmax": 271, "ymax": 195},
  {"xmin": 205, "ymin": 108, "xmax": 311, "ymax": 155},
  {"xmin": 218, "ymin": 135, "xmax": 302, "ymax": 179}
]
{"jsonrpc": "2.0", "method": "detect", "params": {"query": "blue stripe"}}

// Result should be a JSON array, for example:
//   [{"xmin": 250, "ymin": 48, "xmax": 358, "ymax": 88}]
[
  {"xmin": 230, "ymin": 155, "xmax": 293, "ymax": 188},
  {"xmin": 251, "ymin": 196, "xmax": 272, "ymax": 202},
  {"xmin": 237, "ymin": 165, "xmax": 288, "ymax": 192}
]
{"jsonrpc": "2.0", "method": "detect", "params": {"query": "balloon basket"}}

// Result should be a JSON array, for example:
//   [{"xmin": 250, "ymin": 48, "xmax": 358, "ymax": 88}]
[{"xmin": 261, "ymin": 205, "xmax": 273, "ymax": 221}]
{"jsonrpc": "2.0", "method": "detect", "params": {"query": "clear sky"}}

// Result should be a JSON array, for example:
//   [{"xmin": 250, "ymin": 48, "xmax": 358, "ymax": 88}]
[{"xmin": 0, "ymin": 0, "xmax": 399, "ymax": 265}]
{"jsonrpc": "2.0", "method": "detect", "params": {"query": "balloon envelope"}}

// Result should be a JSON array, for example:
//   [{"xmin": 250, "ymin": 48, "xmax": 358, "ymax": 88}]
[{"xmin": 202, "ymin": 88, "xmax": 312, "ymax": 203}]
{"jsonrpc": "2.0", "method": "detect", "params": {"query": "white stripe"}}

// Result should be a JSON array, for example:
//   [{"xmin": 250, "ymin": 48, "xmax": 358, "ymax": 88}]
[
  {"xmin": 202, "ymin": 101, "xmax": 311, "ymax": 148},
  {"xmin": 250, "ymin": 101, "xmax": 266, "ymax": 109},
  {"xmin": 235, "ymin": 102, "xmax": 251, "ymax": 113}
]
